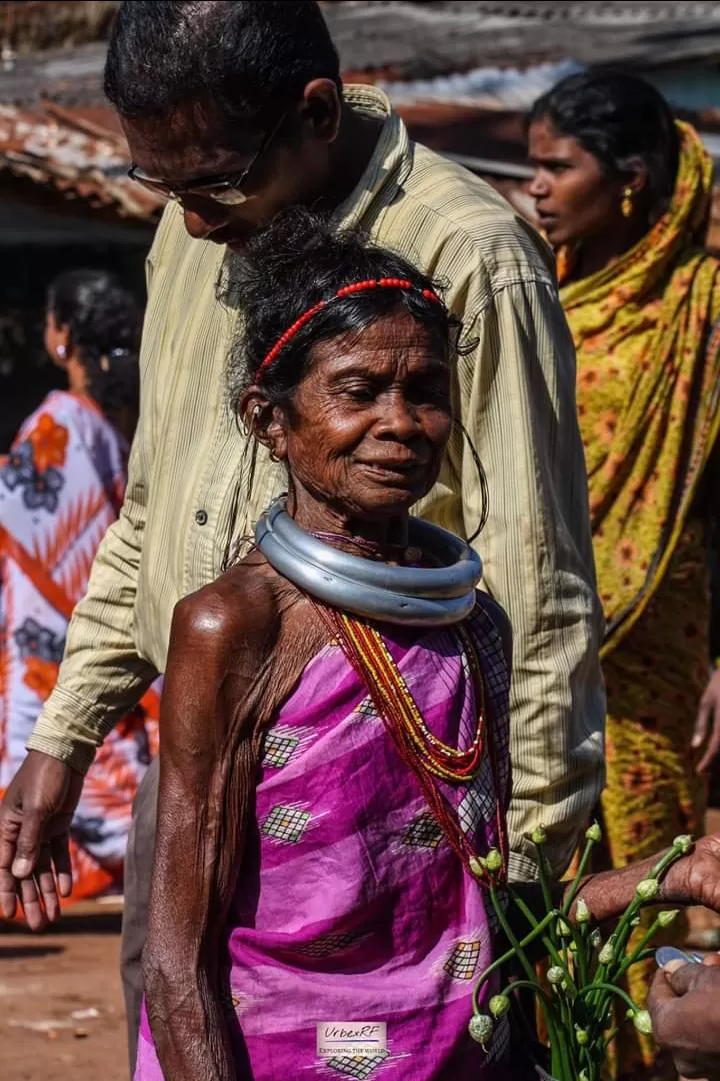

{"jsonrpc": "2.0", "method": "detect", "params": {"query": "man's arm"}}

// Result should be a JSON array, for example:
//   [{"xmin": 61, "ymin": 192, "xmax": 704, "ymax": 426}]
[{"xmin": 457, "ymin": 275, "xmax": 605, "ymax": 879}]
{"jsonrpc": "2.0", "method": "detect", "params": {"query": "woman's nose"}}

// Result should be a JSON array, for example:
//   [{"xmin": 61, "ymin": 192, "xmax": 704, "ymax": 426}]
[
  {"xmin": 376, "ymin": 395, "xmax": 420, "ymax": 440},
  {"xmin": 529, "ymin": 171, "xmax": 549, "ymax": 200}
]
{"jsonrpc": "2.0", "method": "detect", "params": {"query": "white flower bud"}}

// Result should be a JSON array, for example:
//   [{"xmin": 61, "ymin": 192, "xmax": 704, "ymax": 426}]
[
  {"xmin": 468, "ymin": 1014, "xmax": 494, "ymax": 1047},
  {"xmin": 673, "ymin": 835, "xmax": 693, "ymax": 855},
  {"xmin": 484, "ymin": 849, "xmax": 503, "ymax": 873},
  {"xmin": 598, "ymin": 941, "xmax": 615, "ymax": 965},
  {"xmin": 575, "ymin": 898, "xmax": 591, "ymax": 924},
  {"xmin": 585, "ymin": 822, "xmax": 602, "ymax": 843},
  {"xmin": 632, "ymin": 1010, "xmax": 653, "ymax": 1035},
  {"xmin": 547, "ymin": 966, "xmax": 565, "ymax": 986},
  {"xmin": 489, "ymin": 994, "xmax": 511, "ymax": 1019},
  {"xmin": 531, "ymin": 826, "xmax": 548, "ymax": 846},
  {"xmin": 657, "ymin": 909, "xmax": 679, "ymax": 928},
  {"xmin": 636, "ymin": 879, "xmax": 659, "ymax": 902}
]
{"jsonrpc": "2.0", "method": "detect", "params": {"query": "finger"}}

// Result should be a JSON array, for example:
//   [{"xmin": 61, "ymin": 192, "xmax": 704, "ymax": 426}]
[
  {"xmin": 668, "ymin": 962, "xmax": 703, "ymax": 997},
  {"xmin": 693, "ymin": 699, "xmax": 711, "ymax": 749},
  {"xmin": 11, "ymin": 810, "xmax": 45, "ymax": 879},
  {"xmin": 50, "ymin": 835, "xmax": 73, "ymax": 899},
  {"xmin": 0, "ymin": 831, "xmax": 19, "ymax": 919},
  {"xmin": 697, "ymin": 715, "xmax": 720, "ymax": 773},
  {"xmin": 35, "ymin": 847, "xmax": 59, "ymax": 924},
  {"xmin": 0, "ymin": 865, "xmax": 18, "ymax": 920},
  {"xmin": 648, "ymin": 968, "xmax": 680, "ymax": 1016},
  {"xmin": 18, "ymin": 875, "xmax": 46, "ymax": 932},
  {"xmin": 703, "ymin": 953, "xmax": 720, "ymax": 967}
]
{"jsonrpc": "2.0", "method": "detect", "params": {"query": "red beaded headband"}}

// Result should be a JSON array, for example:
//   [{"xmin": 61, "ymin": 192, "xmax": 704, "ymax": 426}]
[{"xmin": 256, "ymin": 277, "xmax": 441, "ymax": 381}]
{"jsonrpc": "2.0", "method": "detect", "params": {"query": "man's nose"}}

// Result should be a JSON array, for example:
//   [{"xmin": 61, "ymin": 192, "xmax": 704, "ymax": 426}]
[{"xmin": 181, "ymin": 202, "xmax": 231, "ymax": 241}]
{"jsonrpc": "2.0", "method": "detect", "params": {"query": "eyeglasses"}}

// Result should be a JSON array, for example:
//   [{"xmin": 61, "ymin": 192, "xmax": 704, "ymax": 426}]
[{"xmin": 128, "ymin": 113, "xmax": 287, "ymax": 207}]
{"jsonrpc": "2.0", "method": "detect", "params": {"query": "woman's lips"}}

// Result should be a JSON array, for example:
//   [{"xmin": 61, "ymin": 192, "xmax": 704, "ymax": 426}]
[{"xmin": 359, "ymin": 460, "xmax": 427, "ymax": 483}]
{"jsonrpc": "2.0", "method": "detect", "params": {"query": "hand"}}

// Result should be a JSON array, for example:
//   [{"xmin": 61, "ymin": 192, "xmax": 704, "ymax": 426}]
[
  {"xmin": 648, "ymin": 956, "xmax": 720, "ymax": 1079},
  {"xmin": 661, "ymin": 834, "xmax": 720, "ymax": 915},
  {"xmin": 694, "ymin": 670, "xmax": 720, "ymax": 774},
  {"xmin": 0, "ymin": 751, "xmax": 84, "ymax": 929}
]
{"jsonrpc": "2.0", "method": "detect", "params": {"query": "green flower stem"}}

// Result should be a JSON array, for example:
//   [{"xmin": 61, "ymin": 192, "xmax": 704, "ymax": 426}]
[
  {"xmin": 617, "ymin": 917, "xmax": 663, "ymax": 980},
  {"xmin": 506, "ymin": 888, "xmax": 570, "ymax": 979},
  {"xmin": 488, "ymin": 886, "xmax": 577, "ymax": 1081},
  {"xmin": 472, "ymin": 910, "xmax": 556, "ymax": 1012},
  {"xmin": 489, "ymin": 885, "xmax": 539, "ymax": 987},
  {"xmin": 579, "ymin": 982, "xmax": 640, "ymax": 1017},
  {"xmin": 561, "ymin": 835, "xmax": 596, "ymax": 916}
]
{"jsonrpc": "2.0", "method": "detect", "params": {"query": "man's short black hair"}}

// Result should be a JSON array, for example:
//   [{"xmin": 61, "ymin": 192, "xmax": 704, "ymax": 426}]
[{"xmin": 104, "ymin": 1, "xmax": 342, "ymax": 129}]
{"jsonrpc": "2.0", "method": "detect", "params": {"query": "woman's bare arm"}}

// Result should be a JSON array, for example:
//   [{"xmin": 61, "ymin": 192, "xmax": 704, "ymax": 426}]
[{"xmin": 143, "ymin": 572, "xmax": 280, "ymax": 1081}]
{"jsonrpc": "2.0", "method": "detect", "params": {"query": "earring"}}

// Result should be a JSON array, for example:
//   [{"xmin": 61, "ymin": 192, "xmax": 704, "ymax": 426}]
[
  {"xmin": 621, "ymin": 186, "xmax": 634, "ymax": 218},
  {"xmin": 242, "ymin": 404, "xmax": 261, "ymax": 438},
  {"xmin": 56, "ymin": 344, "xmax": 66, "ymax": 359},
  {"xmin": 269, "ymin": 448, "xmax": 280, "ymax": 463}
]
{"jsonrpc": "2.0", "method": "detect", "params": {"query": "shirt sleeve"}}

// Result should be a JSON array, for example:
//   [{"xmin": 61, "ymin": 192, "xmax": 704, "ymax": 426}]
[
  {"xmin": 26, "ymin": 220, "xmax": 171, "ymax": 775},
  {"xmin": 457, "ymin": 277, "xmax": 606, "ymax": 879}
]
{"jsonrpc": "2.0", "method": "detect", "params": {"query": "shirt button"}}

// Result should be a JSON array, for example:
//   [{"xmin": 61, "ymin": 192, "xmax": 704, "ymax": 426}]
[{"xmin": 195, "ymin": 509, "xmax": 208, "ymax": 526}]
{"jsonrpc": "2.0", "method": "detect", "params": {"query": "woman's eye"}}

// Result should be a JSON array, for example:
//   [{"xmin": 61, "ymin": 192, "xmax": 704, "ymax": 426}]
[{"xmin": 341, "ymin": 384, "xmax": 376, "ymax": 403}]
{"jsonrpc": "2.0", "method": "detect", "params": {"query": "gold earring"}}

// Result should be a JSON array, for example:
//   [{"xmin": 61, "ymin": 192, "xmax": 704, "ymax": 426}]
[{"xmin": 621, "ymin": 186, "xmax": 633, "ymax": 218}]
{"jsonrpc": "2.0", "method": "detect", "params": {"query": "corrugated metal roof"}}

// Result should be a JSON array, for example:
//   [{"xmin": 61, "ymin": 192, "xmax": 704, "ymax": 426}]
[{"xmin": 0, "ymin": 101, "xmax": 162, "ymax": 220}]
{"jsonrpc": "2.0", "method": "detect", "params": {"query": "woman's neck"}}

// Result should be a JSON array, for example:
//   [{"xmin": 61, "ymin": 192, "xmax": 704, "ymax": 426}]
[
  {"xmin": 569, "ymin": 215, "xmax": 650, "ymax": 282},
  {"xmin": 290, "ymin": 490, "xmax": 410, "ymax": 559}
]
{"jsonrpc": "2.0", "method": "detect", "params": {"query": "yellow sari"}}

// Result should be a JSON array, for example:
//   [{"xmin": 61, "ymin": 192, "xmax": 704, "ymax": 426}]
[{"xmin": 560, "ymin": 122, "xmax": 720, "ymax": 1077}]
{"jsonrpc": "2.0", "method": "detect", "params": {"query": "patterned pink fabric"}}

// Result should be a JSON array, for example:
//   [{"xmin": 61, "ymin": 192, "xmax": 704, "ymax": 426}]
[{"xmin": 136, "ymin": 605, "xmax": 512, "ymax": 1080}]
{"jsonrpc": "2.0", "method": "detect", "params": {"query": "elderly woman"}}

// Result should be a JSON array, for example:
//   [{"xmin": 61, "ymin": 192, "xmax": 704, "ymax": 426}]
[
  {"xmin": 528, "ymin": 72, "xmax": 720, "ymax": 1076},
  {"xmin": 135, "ymin": 212, "xmax": 720, "ymax": 1081}
]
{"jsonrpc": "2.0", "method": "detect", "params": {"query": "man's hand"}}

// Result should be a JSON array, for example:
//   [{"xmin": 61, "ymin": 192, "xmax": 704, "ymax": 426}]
[
  {"xmin": 662, "ymin": 834, "xmax": 720, "ymax": 914},
  {"xmin": 0, "ymin": 751, "xmax": 83, "ymax": 930},
  {"xmin": 694, "ymin": 670, "xmax": 720, "ymax": 774},
  {"xmin": 649, "ymin": 956, "xmax": 720, "ymax": 1079}
]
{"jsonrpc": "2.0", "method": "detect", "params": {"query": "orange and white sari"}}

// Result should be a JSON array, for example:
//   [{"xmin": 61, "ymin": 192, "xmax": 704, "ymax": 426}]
[{"xmin": 0, "ymin": 390, "xmax": 158, "ymax": 903}]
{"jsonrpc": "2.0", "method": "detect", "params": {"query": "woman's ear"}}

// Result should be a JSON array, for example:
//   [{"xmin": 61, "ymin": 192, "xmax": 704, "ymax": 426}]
[
  {"xmin": 238, "ymin": 387, "xmax": 289, "ymax": 462},
  {"xmin": 623, "ymin": 156, "xmax": 649, "ymax": 196}
]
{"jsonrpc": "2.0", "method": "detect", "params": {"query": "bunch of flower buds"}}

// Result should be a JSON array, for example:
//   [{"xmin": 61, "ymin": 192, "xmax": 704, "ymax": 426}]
[{"xmin": 467, "ymin": 827, "xmax": 692, "ymax": 1081}]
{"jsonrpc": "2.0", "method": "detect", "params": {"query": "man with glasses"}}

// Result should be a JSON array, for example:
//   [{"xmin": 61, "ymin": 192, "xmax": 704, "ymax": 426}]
[{"xmin": 0, "ymin": 1, "xmax": 604, "ymax": 1071}]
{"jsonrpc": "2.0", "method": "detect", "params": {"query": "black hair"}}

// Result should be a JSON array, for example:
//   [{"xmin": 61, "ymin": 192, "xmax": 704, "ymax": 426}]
[
  {"xmin": 226, "ymin": 208, "xmax": 460, "ymax": 413},
  {"xmin": 529, "ymin": 71, "xmax": 680, "ymax": 213},
  {"xmin": 104, "ymin": 1, "xmax": 341, "ymax": 130},
  {"xmin": 47, "ymin": 269, "xmax": 141, "ymax": 437}
]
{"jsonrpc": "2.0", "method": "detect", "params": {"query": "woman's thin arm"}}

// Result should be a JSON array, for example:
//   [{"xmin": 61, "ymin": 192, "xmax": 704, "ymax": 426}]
[{"xmin": 143, "ymin": 578, "xmax": 278, "ymax": 1081}]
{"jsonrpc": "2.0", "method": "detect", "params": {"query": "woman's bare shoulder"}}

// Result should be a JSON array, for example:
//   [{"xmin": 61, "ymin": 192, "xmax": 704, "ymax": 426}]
[{"xmin": 170, "ymin": 559, "xmax": 283, "ymax": 664}]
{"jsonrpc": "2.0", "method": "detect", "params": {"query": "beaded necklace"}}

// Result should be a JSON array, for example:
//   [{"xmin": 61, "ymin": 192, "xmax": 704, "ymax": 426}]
[{"xmin": 315, "ymin": 603, "xmax": 508, "ymax": 887}]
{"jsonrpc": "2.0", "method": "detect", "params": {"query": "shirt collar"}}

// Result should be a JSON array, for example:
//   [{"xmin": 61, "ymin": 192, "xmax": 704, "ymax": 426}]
[{"xmin": 333, "ymin": 84, "xmax": 410, "ymax": 230}]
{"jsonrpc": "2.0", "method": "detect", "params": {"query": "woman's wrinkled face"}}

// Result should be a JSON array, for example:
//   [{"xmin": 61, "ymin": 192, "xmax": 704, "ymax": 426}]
[
  {"xmin": 528, "ymin": 115, "xmax": 625, "ymax": 247},
  {"xmin": 277, "ymin": 308, "xmax": 453, "ymax": 522}
]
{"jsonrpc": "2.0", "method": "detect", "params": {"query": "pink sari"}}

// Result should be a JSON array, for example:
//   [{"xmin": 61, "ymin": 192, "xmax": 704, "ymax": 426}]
[{"xmin": 136, "ymin": 605, "xmax": 512, "ymax": 1080}]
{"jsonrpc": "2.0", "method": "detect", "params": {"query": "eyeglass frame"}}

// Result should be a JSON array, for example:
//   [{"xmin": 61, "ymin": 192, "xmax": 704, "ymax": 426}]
[{"xmin": 127, "ymin": 112, "xmax": 288, "ymax": 207}]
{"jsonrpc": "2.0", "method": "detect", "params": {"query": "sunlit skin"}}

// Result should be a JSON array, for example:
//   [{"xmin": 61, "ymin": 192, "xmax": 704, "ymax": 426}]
[
  {"xmin": 141, "ymin": 304, "xmax": 720, "ymax": 1079},
  {"xmin": 527, "ymin": 115, "xmax": 649, "ymax": 281},
  {"xmin": 241, "ymin": 308, "xmax": 453, "ymax": 548},
  {"xmin": 122, "ymin": 79, "xmax": 383, "ymax": 250}
]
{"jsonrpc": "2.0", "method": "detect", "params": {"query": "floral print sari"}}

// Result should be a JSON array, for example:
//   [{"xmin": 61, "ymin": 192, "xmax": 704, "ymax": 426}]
[{"xmin": 0, "ymin": 390, "xmax": 158, "ymax": 902}]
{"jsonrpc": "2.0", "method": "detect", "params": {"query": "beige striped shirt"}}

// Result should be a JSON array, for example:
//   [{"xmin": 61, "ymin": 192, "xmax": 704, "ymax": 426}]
[{"xmin": 29, "ymin": 86, "xmax": 605, "ymax": 878}]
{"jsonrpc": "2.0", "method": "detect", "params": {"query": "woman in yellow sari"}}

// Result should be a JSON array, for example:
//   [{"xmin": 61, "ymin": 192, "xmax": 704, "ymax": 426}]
[{"xmin": 528, "ymin": 71, "xmax": 720, "ymax": 1078}]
